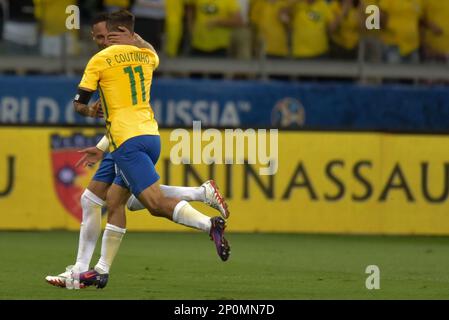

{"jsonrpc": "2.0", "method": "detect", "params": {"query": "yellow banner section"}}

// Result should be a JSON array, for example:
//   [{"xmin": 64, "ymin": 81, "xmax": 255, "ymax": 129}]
[{"xmin": 1, "ymin": 128, "xmax": 449, "ymax": 235}]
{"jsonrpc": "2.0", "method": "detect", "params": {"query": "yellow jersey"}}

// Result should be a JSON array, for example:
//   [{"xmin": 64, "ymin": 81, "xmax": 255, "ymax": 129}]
[
  {"xmin": 33, "ymin": 0, "xmax": 77, "ymax": 36},
  {"xmin": 192, "ymin": 0, "xmax": 241, "ymax": 52},
  {"xmin": 165, "ymin": 0, "xmax": 186, "ymax": 57},
  {"xmin": 329, "ymin": 1, "xmax": 361, "ymax": 50},
  {"xmin": 79, "ymin": 45, "xmax": 160, "ymax": 150},
  {"xmin": 378, "ymin": 0, "xmax": 423, "ymax": 56},
  {"xmin": 103, "ymin": 0, "xmax": 131, "ymax": 7},
  {"xmin": 423, "ymin": 0, "xmax": 449, "ymax": 55},
  {"xmin": 291, "ymin": 0, "xmax": 334, "ymax": 58},
  {"xmin": 250, "ymin": 0, "xmax": 290, "ymax": 57}
]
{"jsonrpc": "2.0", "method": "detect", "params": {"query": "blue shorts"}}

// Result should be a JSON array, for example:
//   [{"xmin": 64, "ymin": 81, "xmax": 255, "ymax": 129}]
[
  {"xmin": 111, "ymin": 135, "xmax": 161, "ymax": 197},
  {"xmin": 92, "ymin": 153, "xmax": 127, "ymax": 189}
]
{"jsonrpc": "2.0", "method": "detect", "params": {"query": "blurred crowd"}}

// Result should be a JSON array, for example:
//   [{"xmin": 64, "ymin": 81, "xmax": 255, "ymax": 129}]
[{"xmin": 0, "ymin": 0, "xmax": 448, "ymax": 64}]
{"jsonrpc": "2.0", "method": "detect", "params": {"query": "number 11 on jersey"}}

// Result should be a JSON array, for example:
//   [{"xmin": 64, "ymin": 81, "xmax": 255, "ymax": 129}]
[{"xmin": 124, "ymin": 66, "xmax": 146, "ymax": 105}]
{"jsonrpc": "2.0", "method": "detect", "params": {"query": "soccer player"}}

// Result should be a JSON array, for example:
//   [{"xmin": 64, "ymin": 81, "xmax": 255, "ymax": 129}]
[
  {"xmin": 73, "ymin": 10, "xmax": 231, "ymax": 288},
  {"xmin": 45, "ymin": 12, "xmax": 229, "ymax": 288}
]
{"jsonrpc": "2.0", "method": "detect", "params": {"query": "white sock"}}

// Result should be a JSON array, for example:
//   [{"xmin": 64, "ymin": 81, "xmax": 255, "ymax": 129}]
[
  {"xmin": 74, "ymin": 189, "xmax": 103, "ymax": 273},
  {"xmin": 95, "ymin": 223, "xmax": 126, "ymax": 274},
  {"xmin": 127, "ymin": 185, "xmax": 206, "ymax": 211},
  {"xmin": 172, "ymin": 200, "xmax": 211, "ymax": 232}
]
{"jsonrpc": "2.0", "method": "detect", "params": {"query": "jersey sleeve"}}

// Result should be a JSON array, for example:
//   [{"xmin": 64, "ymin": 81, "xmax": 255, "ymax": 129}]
[
  {"xmin": 79, "ymin": 55, "xmax": 103, "ymax": 91},
  {"xmin": 151, "ymin": 50, "xmax": 160, "ymax": 70}
]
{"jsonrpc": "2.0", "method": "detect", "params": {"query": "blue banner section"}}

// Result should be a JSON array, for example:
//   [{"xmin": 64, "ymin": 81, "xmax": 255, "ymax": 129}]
[{"xmin": 1, "ymin": 76, "xmax": 449, "ymax": 131}]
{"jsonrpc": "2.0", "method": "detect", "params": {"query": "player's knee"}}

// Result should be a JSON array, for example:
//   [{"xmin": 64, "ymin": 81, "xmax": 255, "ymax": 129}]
[
  {"xmin": 81, "ymin": 189, "xmax": 104, "ymax": 210},
  {"xmin": 80, "ymin": 191, "xmax": 90, "ymax": 209},
  {"xmin": 106, "ymin": 200, "xmax": 125, "ymax": 221}
]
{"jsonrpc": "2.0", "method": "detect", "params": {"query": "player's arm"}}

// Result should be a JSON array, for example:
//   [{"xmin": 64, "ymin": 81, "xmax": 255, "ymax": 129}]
[
  {"xmin": 76, "ymin": 54, "xmax": 103, "ymax": 117},
  {"xmin": 96, "ymin": 135, "xmax": 109, "ymax": 152},
  {"xmin": 75, "ymin": 136, "xmax": 109, "ymax": 168},
  {"xmin": 74, "ymin": 88, "xmax": 102, "ymax": 118}
]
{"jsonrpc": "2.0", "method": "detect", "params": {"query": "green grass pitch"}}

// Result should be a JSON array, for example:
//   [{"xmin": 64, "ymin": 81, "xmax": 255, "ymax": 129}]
[{"xmin": 0, "ymin": 231, "xmax": 448, "ymax": 299}]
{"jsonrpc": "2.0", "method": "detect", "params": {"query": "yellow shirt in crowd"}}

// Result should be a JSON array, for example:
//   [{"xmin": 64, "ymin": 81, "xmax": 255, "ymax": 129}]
[
  {"xmin": 329, "ymin": 0, "xmax": 360, "ymax": 50},
  {"xmin": 33, "ymin": 0, "xmax": 77, "ymax": 36},
  {"xmin": 79, "ymin": 45, "xmax": 160, "ymax": 150},
  {"xmin": 423, "ymin": 0, "xmax": 449, "ymax": 55},
  {"xmin": 291, "ymin": 0, "xmax": 334, "ymax": 58},
  {"xmin": 192, "ymin": 0, "xmax": 241, "ymax": 52},
  {"xmin": 165, "ymin": 0, "xmax": 187, "ymax": 57},
  {"xmin": 378, "ymin": 0, "xmax": 423, "ymax": 56},
  {"xmin": 251, "ymin": 0, "xmax": 290, "ymax": 57},
  {"xmin": 103, "ymin": 0, "xmax": 131, "ymax": 7}
]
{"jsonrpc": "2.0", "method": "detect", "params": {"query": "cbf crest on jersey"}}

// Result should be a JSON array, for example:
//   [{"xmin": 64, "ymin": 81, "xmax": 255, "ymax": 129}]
[{"xmin": 50, "ymin": 132, "xmax": 104, "ymax": 222}]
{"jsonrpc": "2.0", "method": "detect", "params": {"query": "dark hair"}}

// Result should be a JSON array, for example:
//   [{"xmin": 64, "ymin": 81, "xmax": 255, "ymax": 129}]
[
  {"xmin": 106, "ymin": 9, "xmax": 135, "ymax": 33},
  {"xmin": 91, "ymin": 12, "xmax": 109, "ymax": 27}
]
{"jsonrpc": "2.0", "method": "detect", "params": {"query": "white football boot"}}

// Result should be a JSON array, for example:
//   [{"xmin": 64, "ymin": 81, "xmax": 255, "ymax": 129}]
[
  {"xmin": 202, "ymin": 180, "xmax": 230, "ymax": 219},
  {"xmin": 45, "ymin": 265, "xmax": 84, "ymax": 289}
]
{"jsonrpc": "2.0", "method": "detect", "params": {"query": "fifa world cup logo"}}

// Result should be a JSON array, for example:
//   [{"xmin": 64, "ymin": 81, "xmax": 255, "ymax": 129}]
[{"xmin": 271, "ymin": 98, "xmax": 305, "ymax": 128}]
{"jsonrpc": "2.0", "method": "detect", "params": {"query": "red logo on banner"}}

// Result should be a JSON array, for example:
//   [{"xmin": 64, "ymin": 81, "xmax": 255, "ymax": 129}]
[{"xmin": 50, "ymin": 133, "xmax": 103, "ymax": 222}]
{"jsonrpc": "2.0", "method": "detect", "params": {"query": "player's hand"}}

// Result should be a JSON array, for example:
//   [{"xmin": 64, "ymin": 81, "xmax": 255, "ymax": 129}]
[
  {"xmin": 96, "ymin": 107, "xmax": 104, "ymax": 118},
  {"xmin": 107, "ymin": 26, "xmax": 134, "ymax": 46},
  {"xmin": 76, "ymin": 147, "xmax": 104, "ymax": 168},
  {"xmin": 93, "ymin": 99, "xmax": 104, "ymax": 118},
  {"xmin": 91, "ymin": 99, "xmax": 103, "ymax": 118}
]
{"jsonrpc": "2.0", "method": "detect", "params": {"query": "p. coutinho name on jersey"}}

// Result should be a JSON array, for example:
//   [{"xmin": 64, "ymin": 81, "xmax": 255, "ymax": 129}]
[{"xmin": 105, "ymin": 52, "xmax": 151, "ymax": 66}]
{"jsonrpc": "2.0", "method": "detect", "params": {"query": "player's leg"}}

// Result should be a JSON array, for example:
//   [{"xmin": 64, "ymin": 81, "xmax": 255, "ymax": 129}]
[
  {"xmin": 78, "ymin": 183, "xmax": 129, "ymax": 289},
  {"xmin": 112, "ymin": 135, "xmax": 209, "ymax": 227},
  {"xmin": 46, "ymin": 154, "xmax": 114, "ymax": 287},
  {"xmin": 127, "ymin": 184, "xmax": 204, "ymax": 209},
  {"xmin": 73, "ymin": 180, "xmax": 108, "ymax": 272},
  {"xmin": 127, "ymin": 181, "xmax": 230, "ymax": 219},
  {"xmin": 73, "ymin": 153, "xmax": 116, "ymax": 272},
  {"xmin": 159, "ymin": 184, "xmax": 205, "ymax": 201},
  {"xmin": 136, "ymin": 181, "xmax": 230, "ymax": 261},
  {"xmin": 95, "ymin": 183, "xmax": 129, "ymax": 273},
  {"xmin": 137, "ymin": 182, "xmax": 208, "ymax": 229},
  {"xmin": 112, "ymin": 135, "xmax": 230, "ymax": 261}
]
